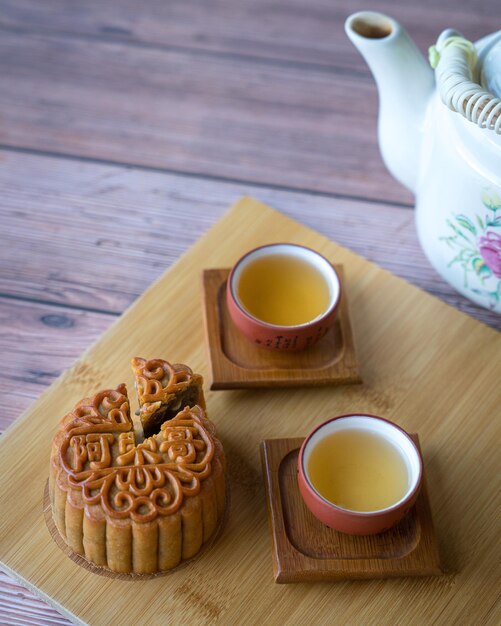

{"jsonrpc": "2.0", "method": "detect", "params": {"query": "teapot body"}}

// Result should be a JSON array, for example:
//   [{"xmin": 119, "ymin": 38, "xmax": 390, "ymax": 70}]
[
  {"xmin": 346, "ymin": 14, "xmax": 501, "ymax": 313},
  {"xmin": 416, "ymin": 93, "xmax": 501, "ymax": 312}
]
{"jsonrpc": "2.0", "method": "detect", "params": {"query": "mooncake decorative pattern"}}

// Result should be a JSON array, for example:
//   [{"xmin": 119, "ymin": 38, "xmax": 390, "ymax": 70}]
[{"xmin": 50, "ymin": 364, "xmax": 225, "ymax": 574}]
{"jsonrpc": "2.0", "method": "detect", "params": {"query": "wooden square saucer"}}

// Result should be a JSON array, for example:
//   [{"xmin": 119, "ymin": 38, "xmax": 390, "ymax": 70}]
[
  {"xmin": 260, "ymin": 436, "xmax": 442, "ymax": 583},
  {"xmin": 201, "ymin": 266, "xmax": 361, "ymax": 390}
]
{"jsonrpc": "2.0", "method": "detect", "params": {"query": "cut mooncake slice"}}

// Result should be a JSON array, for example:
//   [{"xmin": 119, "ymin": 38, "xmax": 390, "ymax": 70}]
[{"xmin": 131, "ymin": 357, "xmax": 206, "ymax": 438}]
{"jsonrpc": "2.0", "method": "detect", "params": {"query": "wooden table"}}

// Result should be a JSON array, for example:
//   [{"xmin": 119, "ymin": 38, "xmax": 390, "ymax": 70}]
[{"xmin": 0, "ymin": 2, "xmax": 499, "ymax": 624}]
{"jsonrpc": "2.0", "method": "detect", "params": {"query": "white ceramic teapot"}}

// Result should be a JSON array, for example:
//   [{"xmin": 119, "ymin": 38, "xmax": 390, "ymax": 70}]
[{"xmin": 346, "ymin": 11, "xmax": 501, "ymax": 313}]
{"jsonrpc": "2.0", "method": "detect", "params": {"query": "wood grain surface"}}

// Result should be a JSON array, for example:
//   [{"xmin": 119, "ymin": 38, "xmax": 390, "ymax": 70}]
[
  {"xmin": 0, "ymin": 0, "xmax": 496, "ymax": 206},
  {"xmin": 0, "ymin": 199, "xmax": 500, "ymax": 626},
  {"xmin": 0, "ymin": 0, "xmax": 500, "ymax": 623},
  {"xmin": 0, "ymin": 30, "xmax": 408, "ymax": 203},
  {"xmin": 0, "ymin": 296, "xmax": 112, "ymax": 432},
  {"xmin": 0, "ymin": 0, "xmax": 496, "ymax": 69}
]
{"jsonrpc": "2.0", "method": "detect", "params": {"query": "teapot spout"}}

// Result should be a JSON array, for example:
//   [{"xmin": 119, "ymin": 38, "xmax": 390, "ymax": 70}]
[{"xmin": 345, "ymin": 12, "xmax": 434, "ymax": 193}]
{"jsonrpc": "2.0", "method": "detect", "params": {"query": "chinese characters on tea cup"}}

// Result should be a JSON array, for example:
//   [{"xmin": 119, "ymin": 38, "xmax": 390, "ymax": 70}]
[{"xmin": 227, "ymin": 243, "xmax": 341, "ymax": 351}]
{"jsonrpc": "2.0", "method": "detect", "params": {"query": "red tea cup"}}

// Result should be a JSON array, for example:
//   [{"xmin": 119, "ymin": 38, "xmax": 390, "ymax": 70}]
[
  {"xmin": 297, "ymin": 414, "xmax": 423, "ymax": 535},
  {"xmin": 226, "ymin": 243, "xmax": 341, "ymax": 351}
]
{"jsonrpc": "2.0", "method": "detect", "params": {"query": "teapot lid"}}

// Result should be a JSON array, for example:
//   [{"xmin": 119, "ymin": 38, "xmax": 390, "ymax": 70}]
[{"xmin": 430, "ymin": 30, "xmax": 501, "ymax": 134}]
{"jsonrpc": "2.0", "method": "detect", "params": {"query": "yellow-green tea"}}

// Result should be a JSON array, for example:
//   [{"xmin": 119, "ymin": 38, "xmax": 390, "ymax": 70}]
[
  {"xmin": 237, "ymin": 254, "xmax": 330, "ymax": 326},
  {"xmin": 307, "ymin": 429, "xmax": 409, "ymax": 512}
]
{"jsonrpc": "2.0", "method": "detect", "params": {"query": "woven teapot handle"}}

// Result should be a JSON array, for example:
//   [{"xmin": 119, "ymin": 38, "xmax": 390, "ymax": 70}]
[{"xmin": 429, "ymin": 30, "xmax": 501, "ymax": 134}]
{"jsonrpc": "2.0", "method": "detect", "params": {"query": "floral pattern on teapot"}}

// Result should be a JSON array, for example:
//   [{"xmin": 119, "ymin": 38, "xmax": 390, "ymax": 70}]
[{"xmin": 440, "ymin": 191, "xmax": 501, "ymax": 309}]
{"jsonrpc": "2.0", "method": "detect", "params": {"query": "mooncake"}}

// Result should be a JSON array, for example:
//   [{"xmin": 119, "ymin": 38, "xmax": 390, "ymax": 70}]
[{"xmin": 49, "ymin": 361, "xmax": 225, "ymax": 574}]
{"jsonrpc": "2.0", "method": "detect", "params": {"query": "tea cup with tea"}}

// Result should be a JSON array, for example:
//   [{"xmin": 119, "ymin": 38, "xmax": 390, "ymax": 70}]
[
  {"xmin": 226, "ymin": 243, "xmax": 341, "ymax": 351},
  {"xmin": 297, "ymin": 414, "xmax": 423, "ymax": 535}
]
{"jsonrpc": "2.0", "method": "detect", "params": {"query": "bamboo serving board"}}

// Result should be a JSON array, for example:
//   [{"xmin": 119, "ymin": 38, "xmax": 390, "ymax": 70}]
[{"xmin": 0, "ymin": 198, "xmax": 500, "ymax": 625}]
